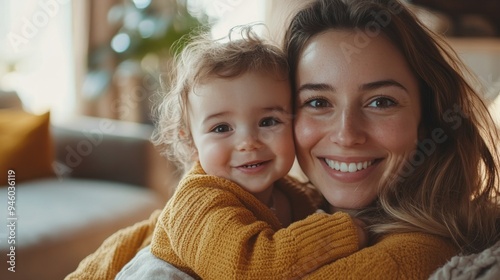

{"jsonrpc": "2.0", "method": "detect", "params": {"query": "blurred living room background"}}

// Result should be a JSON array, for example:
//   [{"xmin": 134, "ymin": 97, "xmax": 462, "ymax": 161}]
[
  {"xmin": 0, "ymin": 0, "xmax": 272, "ymax": 123},
  {"xmin": 0, "ymin": 0, "xmax": 499, "ymax": 124},
  {"xmin": 0, "ymin": 1, "xmax": 499, "ymax": 279}
]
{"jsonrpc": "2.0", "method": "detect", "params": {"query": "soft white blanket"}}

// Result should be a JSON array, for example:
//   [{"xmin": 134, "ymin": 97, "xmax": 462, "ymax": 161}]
[
  {"xmin": 429, "ymin": 240, "xmax": 500, "ymax": 280},
  {"xmin": 116, "ymin": 245, "xmax": 195, "ymax": 280}
]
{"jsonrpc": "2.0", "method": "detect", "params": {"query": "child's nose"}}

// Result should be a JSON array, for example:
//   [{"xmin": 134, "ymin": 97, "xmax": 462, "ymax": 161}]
[{"xmin": 236, "ymin": 131, "xmax": 263, "ymax": 151}]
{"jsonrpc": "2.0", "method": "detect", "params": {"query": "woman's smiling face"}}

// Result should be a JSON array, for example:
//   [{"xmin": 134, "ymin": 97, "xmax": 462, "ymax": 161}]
[{"xmin": 294, "ymin": 30, "xmax": 422, "ymax": 210}]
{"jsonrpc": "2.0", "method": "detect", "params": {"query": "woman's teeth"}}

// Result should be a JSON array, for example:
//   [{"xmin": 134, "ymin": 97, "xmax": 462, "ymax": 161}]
[{"xmin": 324, "ymin": 159, "xmax": 373, "ymax": 173}]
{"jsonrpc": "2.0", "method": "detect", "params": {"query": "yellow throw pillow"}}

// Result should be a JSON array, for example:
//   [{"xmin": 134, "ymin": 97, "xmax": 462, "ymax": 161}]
[{"xmin": 0, "ymin": 110, "xmax": 54, "ymax": 185}]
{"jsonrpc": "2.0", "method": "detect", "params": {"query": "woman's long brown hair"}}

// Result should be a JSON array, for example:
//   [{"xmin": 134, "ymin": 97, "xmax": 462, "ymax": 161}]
[{"xmin": 284, "ymin": 0, "xmax": 500, "ymax": 254}]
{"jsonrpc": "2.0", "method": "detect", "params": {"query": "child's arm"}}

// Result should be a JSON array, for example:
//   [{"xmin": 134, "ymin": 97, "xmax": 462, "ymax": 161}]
[{"xmin": 151, "ymin": 174, "xmax": 361, "ymax": 280}]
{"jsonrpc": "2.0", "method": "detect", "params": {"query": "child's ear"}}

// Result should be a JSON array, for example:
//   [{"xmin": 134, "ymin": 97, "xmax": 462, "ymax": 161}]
[
  {"xmin": 179, "ymin": 128, "xmax": 188, "ymax": 139},
  {"xmin": 191, "ymin": 151, "xmax": 199, "ymax": 162}
]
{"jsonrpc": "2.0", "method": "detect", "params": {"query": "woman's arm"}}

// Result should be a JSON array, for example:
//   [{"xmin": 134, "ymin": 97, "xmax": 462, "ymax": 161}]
[{"xmin": 151, "ymin": 173, "xmax": 361, "ymax": 280}]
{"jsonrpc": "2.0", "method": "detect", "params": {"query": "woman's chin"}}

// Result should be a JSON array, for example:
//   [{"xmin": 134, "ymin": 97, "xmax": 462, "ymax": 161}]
[{"xmin": 324, "ymin": 194, "xmax": 376, "ymax": 213}]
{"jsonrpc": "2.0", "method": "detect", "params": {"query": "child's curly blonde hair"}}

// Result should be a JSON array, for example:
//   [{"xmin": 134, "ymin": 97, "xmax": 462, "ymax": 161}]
[{"xmin": 151, "ymin": 25, "xmax": 289, "ymax": 172}]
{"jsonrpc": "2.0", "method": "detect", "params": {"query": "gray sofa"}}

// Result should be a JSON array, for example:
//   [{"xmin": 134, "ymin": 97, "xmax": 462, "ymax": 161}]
[{"xmin": 0, "ymin": 97, "xmax": 180, "ymax": 280}]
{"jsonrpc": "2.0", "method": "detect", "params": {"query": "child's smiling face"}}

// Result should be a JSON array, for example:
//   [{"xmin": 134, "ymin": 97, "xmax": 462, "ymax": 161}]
[{"xmin": 187, "ymin": 71, "xmax": 295, "ymax": 195}]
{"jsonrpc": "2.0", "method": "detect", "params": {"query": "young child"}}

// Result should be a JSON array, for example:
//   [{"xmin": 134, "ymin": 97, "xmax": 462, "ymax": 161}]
[{"xmin": 122, "ymin": 26, "xmax": 366, "ymax": 280}]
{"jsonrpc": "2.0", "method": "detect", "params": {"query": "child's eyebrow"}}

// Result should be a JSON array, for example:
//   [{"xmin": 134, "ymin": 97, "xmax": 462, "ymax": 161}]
[
  {"xmin": 202, "ymin": 106, "xmax": 290, "ymax": 124},
  {"xmin": 262, "ymin": 106, "xmax": 290, "ymax": 114},
  {"xmin": 202, "ymin": 112, "xmax": 229, "ymax": 124}
]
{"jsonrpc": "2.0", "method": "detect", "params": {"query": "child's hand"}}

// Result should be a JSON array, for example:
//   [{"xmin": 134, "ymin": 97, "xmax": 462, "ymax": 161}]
[{"xmin": 352, "ymin": 217, "xmax": 368, "ymax": 249}]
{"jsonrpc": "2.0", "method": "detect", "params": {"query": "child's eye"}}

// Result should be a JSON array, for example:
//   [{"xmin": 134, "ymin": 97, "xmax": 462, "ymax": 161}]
[
  {"xmin": 260, "ymin": 117, "xmax": 282, "ymax": 127},
  {"xmin": 304, "ymin": 98, "xmax": 331, "ymax": 108},
  {"xmin": 211, "ymin": 124, "xmax": 232, "ymax": 133},
  {"xmin": 367, "ymin": 97, "xmax": 397, "ymax": 108}
]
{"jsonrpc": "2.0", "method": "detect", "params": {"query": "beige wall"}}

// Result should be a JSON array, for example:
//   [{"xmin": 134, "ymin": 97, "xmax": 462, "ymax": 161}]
[{"xmin": 263, "ymin": 0, "xmax": 314, "ymax": 45}]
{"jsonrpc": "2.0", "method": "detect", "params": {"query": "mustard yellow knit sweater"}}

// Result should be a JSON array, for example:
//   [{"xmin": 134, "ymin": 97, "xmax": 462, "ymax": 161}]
[
  {"xmin": 66, "ymin": 164, "xmax": 458, "ymax": 279},
  {"xmin": 65, "ymin": 209, "xmax": 161, "ymax": 280},
  {"xmin": 304, "ymin": 231, "xmax": 458, "ymax": 279},
  {"xmin": 150, "ymin": 163, "xmax": 360, "ymax": 279}
]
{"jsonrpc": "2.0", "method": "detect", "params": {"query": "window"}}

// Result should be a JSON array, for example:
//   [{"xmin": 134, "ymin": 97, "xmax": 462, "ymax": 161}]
[
  {"xmin": 187, "ymin": 0, "xmax": 268, "ymax": 39},
  {"xmin": 0, "ymin": 0, "xmax": 74, "ymax": 119}
]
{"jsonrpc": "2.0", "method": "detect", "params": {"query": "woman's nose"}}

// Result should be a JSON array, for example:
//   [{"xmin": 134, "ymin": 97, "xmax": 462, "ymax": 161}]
[{"xmin": 329, "ymin": 109, "xmax": 367, "ymax": 146}]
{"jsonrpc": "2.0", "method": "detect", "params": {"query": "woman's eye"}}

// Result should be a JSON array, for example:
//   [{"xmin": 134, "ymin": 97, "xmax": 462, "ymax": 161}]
[
  {"xmin": 305, "ymin": 98, "xmax": 331, "ymax": 108},
  {"xmin": 211, "ymin": 124, "xmax": 231, "ymax": 133},
  {"xmin": 260, "ymin": 117, "xmax": 282, "ymax": 127},
  {"xmin": 367, "ymin": 97, "xmax": 396, "ymax": 108}
]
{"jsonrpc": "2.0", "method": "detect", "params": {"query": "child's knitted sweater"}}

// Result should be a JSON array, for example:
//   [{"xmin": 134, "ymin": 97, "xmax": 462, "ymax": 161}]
[
  {"xmin": 150, "ymin": 162, "xmax": 360, "ymax": 279},
  {"xmin": 65, "ymin": 163, "xmax": 458, "ymax": 280}
]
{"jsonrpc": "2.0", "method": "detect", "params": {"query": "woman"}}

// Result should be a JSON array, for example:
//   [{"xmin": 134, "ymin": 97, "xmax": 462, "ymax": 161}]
[
  {"xmin": 284, "ymin": 0, "xmax": 500, "ymax": 277},
  {"xmin": 285, "ymin": 0, "xmax": 500, "ymax": 251},
  {"xmin": 66, "ymin": 0, "xmax": 500, "ymax": 279}
]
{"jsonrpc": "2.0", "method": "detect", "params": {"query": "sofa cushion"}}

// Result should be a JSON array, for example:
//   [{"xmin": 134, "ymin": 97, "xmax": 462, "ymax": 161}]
[
  {"xmin": 0, "ymin": 177, "xmax": 164, "ymax": 280},
  {"xmin": 0, "ymin": 110, "xmax": 54, "ymax": 185},
  {"xmin": 0, "ymin": 178, "xmax": 163, "ymax": 250}
]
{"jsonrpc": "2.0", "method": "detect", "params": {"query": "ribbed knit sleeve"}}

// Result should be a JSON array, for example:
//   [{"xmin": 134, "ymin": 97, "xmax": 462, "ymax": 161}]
[
  {"xmin": 150, "ymin": 164, "xmax": 360, "ymax": 280},
  {"xmin": 302, "ymin": 232, "xmax": 458, "ymax": 279},
  {"xmin": 65, "ymin": 209, "xmax": 161, "ymax": 280}
]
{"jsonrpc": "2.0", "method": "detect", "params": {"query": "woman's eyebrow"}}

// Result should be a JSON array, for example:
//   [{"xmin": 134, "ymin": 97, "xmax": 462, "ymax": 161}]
[
  {"xmin": 360, "ymin": 79, "xmax": 408, "ymax": 93},
  {"xmin": 297, "ymin": 83, "xmax": 334, "ymax": 94},
  {"xmin": 297, "ymin": 79, "xmax": 408, "ymax": 95}
]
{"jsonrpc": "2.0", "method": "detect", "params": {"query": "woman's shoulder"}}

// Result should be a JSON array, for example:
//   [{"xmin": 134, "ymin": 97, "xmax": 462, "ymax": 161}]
[
  {"xmin": 376, "ymin": 231, "xmax": 457, "ymax": 249},
  {"xmin": 304, "ymin": 232, "xmax": 458, "ymax": 279},
  {"xmin": 375, "ymin": 232, "xmax": 458, "ymax": 259},
  {"xmin": 357, "ymin": 232, "xmax": 458, "ymax": 278}
]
